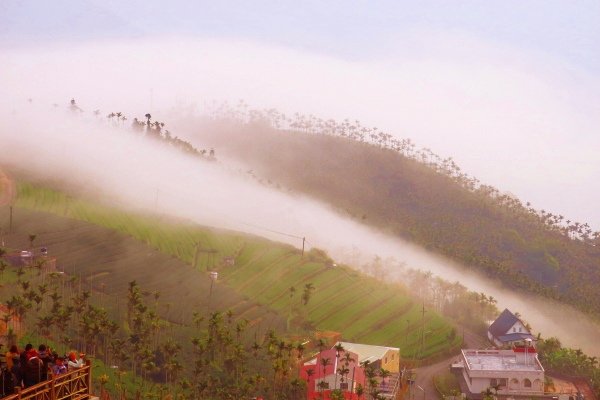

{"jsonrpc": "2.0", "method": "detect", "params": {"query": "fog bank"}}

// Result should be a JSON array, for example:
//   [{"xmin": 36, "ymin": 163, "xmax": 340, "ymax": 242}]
[
  {"xmin": 3, "ymin": 38, "xmax": 600, "ymax": 229},
  {"xmin": 2, "ymin": 37, "xmax": 600, "ymax": 354},
  {"xmin": 1, "ymin": 103, "xmax": 599, "ymax": 355}
]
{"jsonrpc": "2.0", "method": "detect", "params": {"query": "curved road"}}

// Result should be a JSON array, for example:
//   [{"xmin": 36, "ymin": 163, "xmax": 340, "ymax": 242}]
[{"xmin": 413, "ymin": 327, "xmax": 488, "ymax": 400}]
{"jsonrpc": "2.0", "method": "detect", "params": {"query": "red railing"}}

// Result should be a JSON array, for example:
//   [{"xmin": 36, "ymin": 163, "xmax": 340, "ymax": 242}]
[{"xmin": 3, "ymin": 361, "xmax": 92, "ymax": 400}]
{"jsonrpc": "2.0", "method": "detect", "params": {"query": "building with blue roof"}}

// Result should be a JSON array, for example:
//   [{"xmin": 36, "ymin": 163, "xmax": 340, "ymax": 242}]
[{"xmin": 488, "ymin": 309, "xmax": 535, "ymax": 348}]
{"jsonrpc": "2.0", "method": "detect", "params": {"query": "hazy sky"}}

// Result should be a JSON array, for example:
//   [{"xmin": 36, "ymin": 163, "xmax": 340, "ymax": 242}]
[
  {"xmin": 2, "ymin": 1, "xmax": 599, "ymax": 227},
  {"xmin": 2, "ymin": 1, "xmax": 599, "ymax": 71}
]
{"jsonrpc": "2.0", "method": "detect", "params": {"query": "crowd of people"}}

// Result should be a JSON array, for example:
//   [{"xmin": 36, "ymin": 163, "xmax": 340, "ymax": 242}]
[{"xmin": 0, "ymin": 343, "xmax": 86, "ymax": 396}]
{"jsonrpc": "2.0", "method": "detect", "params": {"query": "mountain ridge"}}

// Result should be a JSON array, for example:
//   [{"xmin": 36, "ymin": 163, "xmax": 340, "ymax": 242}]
[{"xmin": 180, "ymin": 114, "xmax": 600, "ymax": 317}]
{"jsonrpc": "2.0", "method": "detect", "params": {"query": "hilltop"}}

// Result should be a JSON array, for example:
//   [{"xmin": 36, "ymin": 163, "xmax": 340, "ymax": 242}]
[
  {"xmin": 179, "ymin": 113, "xmax": 600, "ymax": 317},
  {"xmin": 4, "ymin": 182, "xmax": 464, "ymax": 359}
]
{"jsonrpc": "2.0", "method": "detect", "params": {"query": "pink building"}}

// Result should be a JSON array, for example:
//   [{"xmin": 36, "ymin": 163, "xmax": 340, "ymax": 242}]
[{"xmin": 300, "ymin": 348, "xmax": 366, "ymax": 400}]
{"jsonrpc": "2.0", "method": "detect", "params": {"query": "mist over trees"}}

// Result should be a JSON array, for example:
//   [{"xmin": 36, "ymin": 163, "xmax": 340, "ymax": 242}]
[
  {"xmin": 68, "ymin": 98, "xmax": 216, "ymax": 160},
  {"xmin": 181, "ymin": 101, "xmax": 600, "ymax": 317}
]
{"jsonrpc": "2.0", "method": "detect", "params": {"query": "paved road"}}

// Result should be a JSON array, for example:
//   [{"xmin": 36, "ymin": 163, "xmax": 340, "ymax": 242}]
[{"xmin": 412, "ymin": 327, "xmax": 489, "ymax": 400}]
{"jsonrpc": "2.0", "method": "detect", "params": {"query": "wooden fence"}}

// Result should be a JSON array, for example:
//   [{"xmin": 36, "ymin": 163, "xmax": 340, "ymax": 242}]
[{"xmin": 3, "ymin": 360, "xmax": 92, "ymax": 400}]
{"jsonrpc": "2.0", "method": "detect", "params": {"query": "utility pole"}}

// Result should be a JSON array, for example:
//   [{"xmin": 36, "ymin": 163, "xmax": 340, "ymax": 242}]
[
  {"xmin": 420, "ymin": 303, "xmax": 426, "ymax": 361},
  {"xmin": 9, "ymin": 206, "xmax": 13, "ymax": 234},
  {"xmin": 404, "ymin": 319, "xmax": 410, "ymax": 355},
  {"xmin": 301, "ymin": 237, "xmax": 306, "ymax": 257},
  {"xmin": 207, "ymin": 271, "xmax": 218, "ymax": 313},
  {"xmin": 192, "ymin": 241, "xmax": 201, "ymax": 268}
]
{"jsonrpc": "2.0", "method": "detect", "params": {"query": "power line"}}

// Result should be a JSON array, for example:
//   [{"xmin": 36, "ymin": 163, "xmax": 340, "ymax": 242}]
[{"xmin": 240, "ymin": 222, "xmax": 304, "ymax": 240}]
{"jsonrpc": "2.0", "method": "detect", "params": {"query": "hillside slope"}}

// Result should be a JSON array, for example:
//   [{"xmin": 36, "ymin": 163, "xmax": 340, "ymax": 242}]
[
  {"xmin": 184, "ymin": 118, "xmax": 600, "ymax": 317},
  {"xmin": 5, "ymin": 183, "xmax": 462, "ymax": 358}
]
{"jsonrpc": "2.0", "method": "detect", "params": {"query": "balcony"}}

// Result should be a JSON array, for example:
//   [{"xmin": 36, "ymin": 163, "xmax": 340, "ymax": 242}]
[{"xmin": 3, "ymin": 360, "xmax": 95, "ymax": 400}]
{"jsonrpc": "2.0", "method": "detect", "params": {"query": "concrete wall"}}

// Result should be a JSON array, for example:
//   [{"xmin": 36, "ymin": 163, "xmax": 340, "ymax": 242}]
[
  {"xmin": 462, "ymin": 369, "xmax": 544, "ymax": 395},
  {"xmin": 460, "ymin": 350, "xmax": 544, "ymax": 396},
  {"xmin": 381, "ymin": 349, "xmax": 400, "ymax": 373}
]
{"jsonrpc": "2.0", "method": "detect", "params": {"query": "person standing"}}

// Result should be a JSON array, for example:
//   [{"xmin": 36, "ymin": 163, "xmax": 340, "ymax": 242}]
[{"xmin": 67, "ymin": 351, "xmax": 85, "ymax": 370}]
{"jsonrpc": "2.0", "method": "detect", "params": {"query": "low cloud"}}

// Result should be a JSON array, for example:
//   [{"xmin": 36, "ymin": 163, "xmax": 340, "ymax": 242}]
[
  {"xmin": 2, "ymin": 36, "xmax": 600, "ymax": 353},
  {"xmin": 3, "ymin": 36, "xmax": 599, "ymax": 226}
]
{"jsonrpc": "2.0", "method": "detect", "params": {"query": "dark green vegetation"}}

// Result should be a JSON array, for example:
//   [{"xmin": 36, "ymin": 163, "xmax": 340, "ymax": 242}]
[
  {"xmin": 11, "ymin": 183, "xmax": 461, "ymax": 358},
  {"xmin": 180, "ymin": 109, "xmax": 600, "ymax": 317},
  {"xmin": 433, "ymin": 371, "xmax": 461, "ymax": 397},
  {"xmin": 94, "ymin": 102, "xmax": 215, "ymax": 159},
  {"xmin": 0, "ymin": 182, "xmax": 472, "ymax": 398},
  {"xmin": 537, "ymin": 337, "xmax": 600, "ymax": 398}
]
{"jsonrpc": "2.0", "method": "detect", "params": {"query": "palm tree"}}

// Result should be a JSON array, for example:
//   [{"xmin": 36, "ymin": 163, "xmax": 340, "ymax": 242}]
[
  {"xmin": 337, "ymin": 366, "xmax": 350, "ymax": 390},
  {"xmin": 355, "ymin": 383, "xmax": 365, "ymax": 399},
  {"xmin": 305, "ymin": 367, "xmax": 315, "ymax": 385},
  {"xmin": 28, "ymin": 233, "xmax": 37, "ymax": 250},
  {"xmin": 333, "ymin": 343, "xmax": 344, "ymax": 388},
  {"xmin": 379, "ymin": 368, "xmax": 391, "ymax": 386},
  {"xmin": 319, "ymin": 357, "xmax": 331, "ymax": 395},
  {"xmin": 330, "ymin": 389, "xmax": 345, "ymax": 400},
  {"xmin": 302, "ymin": 283, "xmax": 315, "ymax": 306},
  {"xmin": 145, "ymin": 113, "xmax": 152, "ymax": 131},
  {"xmin": 482, "ymin": 386, "xmax": 496, "ymax": 400}
]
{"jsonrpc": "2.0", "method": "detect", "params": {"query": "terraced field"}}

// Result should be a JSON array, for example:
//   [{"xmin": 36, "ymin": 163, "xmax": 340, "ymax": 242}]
[
  {"xmin": 4, "ymin": 182, "xmax": 462, "ymax": 358},
  {"xmin": 0, "ymin": 207, "xmax": 286, "ymax": 334}
]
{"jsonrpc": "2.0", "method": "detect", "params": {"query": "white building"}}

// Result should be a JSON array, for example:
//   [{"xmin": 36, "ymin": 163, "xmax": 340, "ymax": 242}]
[
  {"xmin": 454, "ymin": 347, "xmax": 545, "ymax": 398},
  {"xmin": 488, "ymin": 309, "xmax": 534, "ymax": 348},
  {"xmin": 336, "ymin": 341, "xmax": 400, "ymax": 373}
]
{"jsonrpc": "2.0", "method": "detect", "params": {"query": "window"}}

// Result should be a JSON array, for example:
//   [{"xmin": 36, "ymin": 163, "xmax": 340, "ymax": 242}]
[
  {"xmin": 490, "ymin": 379, "xmax": 497, "ymax": 387},
  {"xmin": 499, "ymin": 379, "xmax": 507, "ymax": 388},
  {"xmin": 340, "ymin": 383, "xmax": 349, "ymax": 390},
  {"xmin": 385, "ymin": 357, "xmax": 388, "ymax": 364},
  {"xmin": 519, "ymin": 327, "xmax": 522, "ymax": 332},
  {"xmin": 524, "ymin": 379, "xmax": 532, "ymax": 388}
]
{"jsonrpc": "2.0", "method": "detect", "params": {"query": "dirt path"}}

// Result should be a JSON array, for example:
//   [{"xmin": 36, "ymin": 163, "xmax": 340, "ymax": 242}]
[
  {"xmin": 412, "ymin": 327, "xmax": 488, "ymax": 400},
  {"xmin": 0, "ymin": 168, "xmax": 16, "ymax": 207}
]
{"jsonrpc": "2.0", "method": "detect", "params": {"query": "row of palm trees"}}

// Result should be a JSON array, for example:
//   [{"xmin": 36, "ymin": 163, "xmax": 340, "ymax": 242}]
[
  {"xmin": 202, "ymin": 100, "xmax": 600, "ymax": 318},
  {"xmin": 206, "ymin": 101, "xmax": 599, "ymax": 245},
  {"xmin": 359, "ymin": 256, "xmax": 498, "ymax": 336},
  {"xmin": 63, "ymin": 98, "xmax": 217, "ymax": 160},
  {"xmin": 0, "ymin": 250, "xmax": 331, "ymax": 399},
  {"xmin": 66, "ymin": 97, "xmax": 600, "ymax": 244}
]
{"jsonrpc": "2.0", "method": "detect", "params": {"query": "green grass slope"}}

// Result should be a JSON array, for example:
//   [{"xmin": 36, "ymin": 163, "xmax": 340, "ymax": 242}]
[
  {"xmin": 5, "ymin": 182, "xmax": 462, "ymax": 358},
  {"xmin": 186, "ymin": 119, "xmax": 600, "ymax": 317}
]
